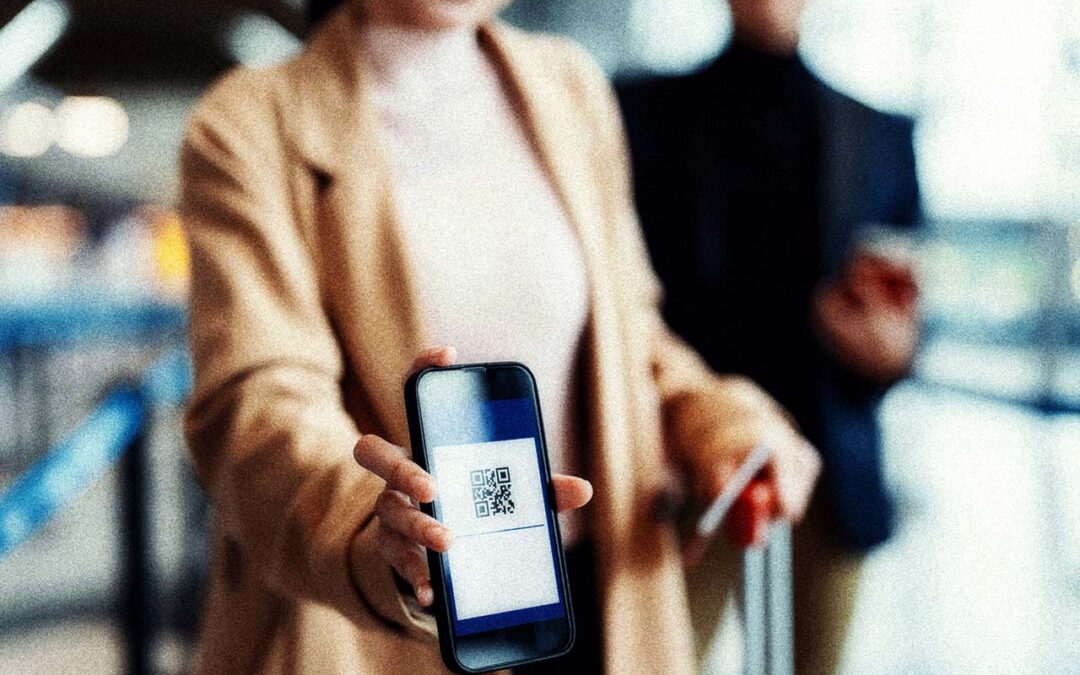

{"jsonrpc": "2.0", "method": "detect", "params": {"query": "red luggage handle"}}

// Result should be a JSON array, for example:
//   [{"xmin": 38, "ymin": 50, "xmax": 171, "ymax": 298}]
[{"xmin": 725, "ymin": 478, "xmax": 778, "ymax": 549}]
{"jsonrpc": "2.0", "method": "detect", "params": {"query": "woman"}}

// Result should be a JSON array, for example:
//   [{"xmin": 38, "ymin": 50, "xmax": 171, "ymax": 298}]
[{"xmin": 179, "ymin": 0, "xmax": 821, "ymax": 673}]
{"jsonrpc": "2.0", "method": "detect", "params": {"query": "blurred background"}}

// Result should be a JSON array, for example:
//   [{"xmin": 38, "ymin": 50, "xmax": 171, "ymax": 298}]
[{"xmin": 0, "ymin": 0, "xmax": 1077, "ymax": 673}]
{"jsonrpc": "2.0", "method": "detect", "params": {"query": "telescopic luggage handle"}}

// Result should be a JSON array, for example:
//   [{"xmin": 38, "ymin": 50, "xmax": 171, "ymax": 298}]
[{"xmin": 727, "ymin": 482, "xmax": 794, "ymax": 675}]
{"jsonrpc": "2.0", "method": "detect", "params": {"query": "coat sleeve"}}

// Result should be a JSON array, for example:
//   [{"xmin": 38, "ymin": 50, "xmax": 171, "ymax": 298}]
[
  {"xmin": 561, "ymin": 45, "xmax": 793, "ymax": 467},
  {"xmin": 179, "ymin": 69, "xmax": 433, "ymax": 636}
]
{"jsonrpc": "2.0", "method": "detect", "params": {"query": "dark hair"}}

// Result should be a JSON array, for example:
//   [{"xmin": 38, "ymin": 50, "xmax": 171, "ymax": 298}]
[{"xmin": 308, "ymin": 0, "xmax": 346, "ymax": 25}]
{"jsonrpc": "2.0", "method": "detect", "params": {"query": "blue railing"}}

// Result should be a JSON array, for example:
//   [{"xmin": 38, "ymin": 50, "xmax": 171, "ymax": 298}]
[
  {"xmin": 0, "ymin": 347, "xmax": 190, "ymax": 558},
  {"xmin": 0, "ymin": 386, "xmax": 145, "ymax": 556},
  {"xmin": 0, "ymin": 346, "xmax": 191, "ymax": 675},
  {"xmin": 0, "ymin": 295, "xmax": 184, "ymax": 351},
  {"xmin": 0, "ymin": 292, "xmax": 186, "ymax": 458}
]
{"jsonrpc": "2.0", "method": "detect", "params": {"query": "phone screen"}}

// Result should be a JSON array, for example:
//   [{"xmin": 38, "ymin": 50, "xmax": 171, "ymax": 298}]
[{"xmin": 415, "ymin": 366, "xmax": 569, "ymax": 642}]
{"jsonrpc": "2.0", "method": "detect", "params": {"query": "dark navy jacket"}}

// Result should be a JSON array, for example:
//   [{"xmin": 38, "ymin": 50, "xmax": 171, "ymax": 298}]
[{"xmin": 618, "ymin": 49, "xmax": 920, "ymax": 552}]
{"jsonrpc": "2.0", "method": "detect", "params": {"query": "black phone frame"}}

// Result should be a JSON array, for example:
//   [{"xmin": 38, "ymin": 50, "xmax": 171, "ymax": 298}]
[{"xmin": 403, "ymin": 362, "xmax": 576, "ymax": 674}]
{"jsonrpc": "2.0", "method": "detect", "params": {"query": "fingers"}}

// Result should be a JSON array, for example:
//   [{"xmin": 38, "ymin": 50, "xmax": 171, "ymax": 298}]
[
  {"xmin": 724, "ymin": 480, "xmax": 776, "ymax": 548},
  {"xmin": 377, "ymin": 524, "xmax": 435, "ymax": 607},
  {"xmin": 702, "ymin": 452, "xmax": 750, "ymax": 503},
  {"xmin": 682, "ymin": 532, "xmax": 708, "ymax": 566},
  {"xmin": 697, "ymin": 423, "xmax": 767, "ymax": 501},
  {"xmin": 815, "ymin": 280, "xmax": 861, "ymax": 324},
  {"xmin": 847, "ymin": 271, "xmax": 896, "ymax": 309},
  {"xmin": 813, "ymin": 285, "xmax": 875, "ymax": 360},
  {"xmin": 843, "ymin": 255, "xmax": 919, "ymax": 311},
  {"xmin": 684, "ymin": 479, "xmax": 774, "ymax": 563},
  {"xmin": 354, "ymin": 434, "xmax": 437, "ymax": 503},
  {"xmin": 552, "ymin": 474, "xmax": 593, "ymax": 512},
  {"xmin": 402, "ymin": 345, "xmax": 458, "ymax": 386},
  {"xmin": 850, "ymin": 251, "xmax": 913, "ymax": 280},
  {"xmin": 376, "ymin": 490, "xmax": 452, "ymax": 552},
  {"xmin": 814, "ymin": 279, "xmax": 919, "ymax": 385},
  {"xmin": 769, "ymin": 435, "xmax": 821, "ymax": 522}
]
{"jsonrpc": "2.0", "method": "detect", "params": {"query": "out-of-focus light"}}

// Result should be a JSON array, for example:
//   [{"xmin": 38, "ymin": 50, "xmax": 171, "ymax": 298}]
[
  {"xmin": 225, "ymin": 13, "xmax": 302, "ymax": 68},
  {"xmin": 628, "ymin": 0, "xmax": 729, "ymax": 74},
  {"xmin": 801, "ymin": 0, "xmax": 922, "ymax": 115},
  {"xmin": 0, "ymin": 101, "xmax": 54, "ymax": 157},
  {"xmin": 150, "ymin": 209, "xmax": 191, "ymax": 298},
  {"xmin": 0, "ymin": 0, "xmax": 71, "ymax": 93},
  {"xmin": 981, "ymin": 263, "xmax": 1033, "ymax": 322},
  {"xmin": 54, "ymin": 96, "xmax": 129, "ymax": 158},
  {"xmin": 0, "ymin": 204, "xmax": 86, "ymax": 251}
]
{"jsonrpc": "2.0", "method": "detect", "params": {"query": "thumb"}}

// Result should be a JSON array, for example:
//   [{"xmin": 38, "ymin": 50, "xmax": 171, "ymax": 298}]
[{"xmin": 552, "ymin": 474, "xmax": 593, "ymax": 512}]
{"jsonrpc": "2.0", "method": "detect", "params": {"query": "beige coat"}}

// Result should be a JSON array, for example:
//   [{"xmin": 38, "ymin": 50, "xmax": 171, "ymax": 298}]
[{"xmin": 180, "ymin": 4, "xmax": 785, "ymax": 673}]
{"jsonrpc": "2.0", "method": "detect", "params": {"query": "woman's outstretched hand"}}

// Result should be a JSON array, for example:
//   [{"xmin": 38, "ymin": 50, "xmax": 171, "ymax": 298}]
[{"xmin": 353, "ymin": 346, "xmax": 593, "ymax": 607}]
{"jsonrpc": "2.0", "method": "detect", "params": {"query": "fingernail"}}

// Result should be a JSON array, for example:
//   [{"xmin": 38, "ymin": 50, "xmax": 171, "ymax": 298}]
[
  {"xmin": 413, "ymin": 475, "xmax": 436, "ymax": 501},
  {"xmin": 428, "ymin": 523, "xmax": 451, "ymax": 551},
  {"xmin": 418, "ymin": 585, "xmax": 433, "ymax": 606}
]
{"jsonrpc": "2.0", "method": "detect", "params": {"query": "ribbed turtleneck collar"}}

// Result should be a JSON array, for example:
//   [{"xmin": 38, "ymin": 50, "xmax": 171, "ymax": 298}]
[{"xmin": 359, "ymin": 20, "xmax": 483, "ymax": 104}]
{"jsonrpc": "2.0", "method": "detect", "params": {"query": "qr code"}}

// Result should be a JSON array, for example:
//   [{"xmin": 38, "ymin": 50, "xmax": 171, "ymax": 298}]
[{"xmin": 471, "ymin": 467, "xmax": 514, "ymax": 518}]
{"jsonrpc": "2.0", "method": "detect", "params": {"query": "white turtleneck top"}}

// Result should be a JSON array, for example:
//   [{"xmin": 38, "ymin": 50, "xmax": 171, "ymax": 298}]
[{"xmin": 359, "ymin": 22, "xmax": 590, "ymax": 544}]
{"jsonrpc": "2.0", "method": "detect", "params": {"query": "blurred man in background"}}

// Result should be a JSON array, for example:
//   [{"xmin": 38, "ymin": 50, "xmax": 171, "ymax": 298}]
[{"xmin": 619, "ymin": 0, "xmax": 921, "ymax": 672}]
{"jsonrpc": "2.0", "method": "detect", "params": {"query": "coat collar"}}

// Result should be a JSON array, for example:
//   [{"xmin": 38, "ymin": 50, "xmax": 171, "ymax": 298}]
[{"xmin": 283, "ymin": 6, "xmax": 368, "ymax": 177}]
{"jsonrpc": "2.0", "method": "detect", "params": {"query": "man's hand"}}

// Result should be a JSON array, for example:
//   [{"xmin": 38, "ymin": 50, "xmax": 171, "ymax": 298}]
[{"xmin": 813, "ymin": 252, "xmax": 920, "ymax": 387}]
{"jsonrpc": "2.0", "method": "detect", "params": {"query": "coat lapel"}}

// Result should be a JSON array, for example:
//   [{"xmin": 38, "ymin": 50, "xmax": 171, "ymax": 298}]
[
  {"xmin": 480, "ymin": 25, "xmax": 635, "ymax": 515},
  {"xmin": 817, "ymin": 83, "xmax": 870, "ymax": 275},
  {"xmin": 480, "ymin": 26, "xmax": 607, "ymax": 264},
  {"xmin": 482, "ymin": 30, "xmax": 694, "ymax": 667},
  {"xmin": 285, "ymin": 7, "xmax": 431, "ymax": 442}
]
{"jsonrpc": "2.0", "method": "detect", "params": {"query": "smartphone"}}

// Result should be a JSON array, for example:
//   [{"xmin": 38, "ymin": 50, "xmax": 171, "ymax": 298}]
[{"xmin": 404, "ymin": 362, "xmax": 575, "ymax": 673}]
